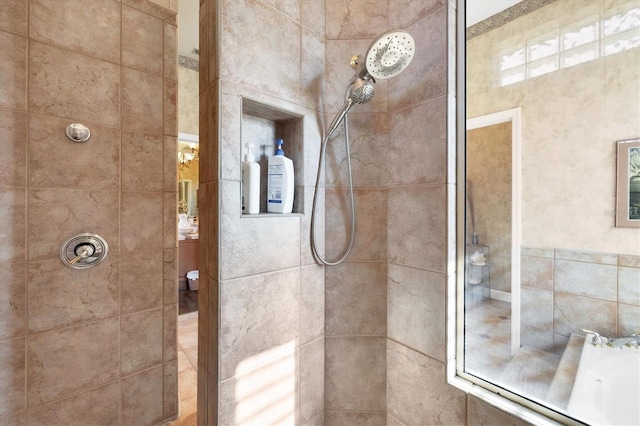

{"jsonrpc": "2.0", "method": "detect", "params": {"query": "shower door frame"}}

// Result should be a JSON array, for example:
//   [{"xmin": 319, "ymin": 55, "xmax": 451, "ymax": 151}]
[{"xmin": 466, "ymin": 107, "xmax": 522, "ymax": 355}]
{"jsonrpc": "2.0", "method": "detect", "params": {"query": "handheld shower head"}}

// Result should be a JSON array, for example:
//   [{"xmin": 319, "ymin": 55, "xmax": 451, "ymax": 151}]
[
  {"xmin": 325, "ymin": 30, "xmax": 415, "ymax": 138},
  {"xmin": 326, "ymin": 78, "xmax": 374, "ymax": 137}
]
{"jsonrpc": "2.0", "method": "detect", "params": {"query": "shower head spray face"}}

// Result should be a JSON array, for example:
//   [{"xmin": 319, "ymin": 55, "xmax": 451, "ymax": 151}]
[{"xmin": 365, "ymin": 30, "xmax": 415, "ymax": 80}]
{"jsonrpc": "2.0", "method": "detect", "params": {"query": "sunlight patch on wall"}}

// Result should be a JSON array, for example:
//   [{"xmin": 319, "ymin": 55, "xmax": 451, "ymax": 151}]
[{"xmin": 233, "ymin": 341, "xmax": 296, "ymax": 425}]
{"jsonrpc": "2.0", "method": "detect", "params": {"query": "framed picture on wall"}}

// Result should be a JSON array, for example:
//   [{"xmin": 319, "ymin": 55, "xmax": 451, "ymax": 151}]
[{"xmin": 616, "ymin": 138, "xmax": 640, "ymax": 228}]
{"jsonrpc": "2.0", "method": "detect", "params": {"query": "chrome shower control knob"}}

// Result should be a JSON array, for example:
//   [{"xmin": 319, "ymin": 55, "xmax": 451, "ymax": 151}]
[
  {"xmin": 68, "ymin": 244, "xmax": 95, "ymax": 265},
  {"xmin": 65, "ymin": 123, "xmax": 91, "ymax": 143},
  {"xmin": 60, "ymin": 233, "xmax": 108, "ymax": 269}
]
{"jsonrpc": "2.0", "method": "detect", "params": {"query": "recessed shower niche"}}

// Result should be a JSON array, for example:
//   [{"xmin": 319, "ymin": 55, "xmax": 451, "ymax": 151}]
[{"xmin": 241, "ymin": 98, "xmax": 304, "ymax": 216}]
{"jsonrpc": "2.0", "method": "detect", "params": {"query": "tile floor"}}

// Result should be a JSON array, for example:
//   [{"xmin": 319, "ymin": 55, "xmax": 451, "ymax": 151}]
[
  {"xmin": 464, "ymin": 298, "xmax": 563, "ymax": 405},
  {"xmin": 176, "ymin": 311, "xmax": 198, "ymax": 424}
]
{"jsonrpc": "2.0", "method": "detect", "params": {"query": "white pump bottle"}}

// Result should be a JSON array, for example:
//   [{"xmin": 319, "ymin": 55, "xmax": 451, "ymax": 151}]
[
  {"xmin": 242, "ymin": 143, "xmax": 260, "ymax": 214},
  {"xmin": 267, "ymin": 139, "xmax": 294, "ymax": 213}
]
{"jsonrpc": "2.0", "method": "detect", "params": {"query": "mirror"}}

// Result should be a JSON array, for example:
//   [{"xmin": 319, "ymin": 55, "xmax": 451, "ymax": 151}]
[
  {"xmin": 178, "ymin": 133, "xmax": 199, "ymax": 217},
  {"xmin": 460, "ymin": 1, "xmax": 640, "ymax": 425}
]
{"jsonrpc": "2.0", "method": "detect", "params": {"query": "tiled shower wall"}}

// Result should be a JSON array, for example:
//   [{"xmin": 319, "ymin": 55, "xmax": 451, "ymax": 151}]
[
  {"xmin": 198, "ymin": 1, "xmax": 532, "ymax": 425},
  {"xmin": 521, "ymin": 247, "xmax": 640, "ymax": 353},
  {"xmin": 0, "ymin": 0, "xmax": 179, "ymax": 424},
  {"xmin": 198, "ymin": 0, "xmax": 326, "ymax": 424}
]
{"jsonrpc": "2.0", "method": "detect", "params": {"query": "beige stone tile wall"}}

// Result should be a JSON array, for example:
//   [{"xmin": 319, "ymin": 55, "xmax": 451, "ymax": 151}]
[
  {"xmin": 521, "ymin": 247, "xmax": 640, "ymax": 353},
  {"xmin": 199, "ymin": 0, "xmax": 325, "ymax": 424},
  {"xmin": 0, "ymin": 0, "xmax": 179, "ymax": 423}
]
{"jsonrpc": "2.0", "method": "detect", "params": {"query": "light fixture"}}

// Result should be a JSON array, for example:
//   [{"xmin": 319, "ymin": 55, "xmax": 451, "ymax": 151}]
[{"xmin": 178, "ymin": 143, "xmax": 199, "ymax": 171}]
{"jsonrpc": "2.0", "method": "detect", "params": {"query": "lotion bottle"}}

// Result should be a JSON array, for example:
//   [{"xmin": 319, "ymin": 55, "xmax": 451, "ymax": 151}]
[
  {"xmin": 267, "ymin": 139, "xmax": 294, "ymax": 213},
  {"xmin": 242, "ymin": 143, "xmax": 260, "ymax": 214}
]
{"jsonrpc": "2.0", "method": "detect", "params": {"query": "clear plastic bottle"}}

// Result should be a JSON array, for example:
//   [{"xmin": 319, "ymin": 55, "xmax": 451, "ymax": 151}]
[{"xmin": 267, "ymin": 139, "xmax": 294, "ymax": 213}]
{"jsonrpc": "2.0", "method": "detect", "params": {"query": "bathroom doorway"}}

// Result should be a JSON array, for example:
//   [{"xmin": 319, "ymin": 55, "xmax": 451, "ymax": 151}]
[
  {"xmin": 176, "ymin": 0, "xmax": 200, "ymax": 424},
  {"xmin": 466, "ymin": 107, "xmax": 522, "ymax": 362}
]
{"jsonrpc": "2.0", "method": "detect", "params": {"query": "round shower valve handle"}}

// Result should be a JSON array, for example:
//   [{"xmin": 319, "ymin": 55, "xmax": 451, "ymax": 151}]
[
  {"xmin": 68, "ymin": 244, "xmax": 95, "ymax": 265},
  {"xmin": 60, "ymin": 233, "xmax": 109, "ymax": 269}
]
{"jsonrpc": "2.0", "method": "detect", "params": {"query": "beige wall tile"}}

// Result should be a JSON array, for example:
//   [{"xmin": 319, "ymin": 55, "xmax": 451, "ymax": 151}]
[
  {"xmin": 164, "ymin": 136, "xmax": 178, "ymax": 192},
  {"xmin": 300, "ymin": 0, "xmax": 324, "ymax": 36},
  {"xmin": 121, "ymin": 308, "xmax": 163, "ymax": 375},
  {"xmin": 0, "ymin": 337, "xmax": 26, "ymax": 416},
  {"xmin": 29, "ymin": 114, "xmax": 120, "ymax": 190},
  {"xmin": 553, "ymin": 293, "xmax": 616, "ymax": 337},
  {"xmin": 325, "ymin": 114, "xmax": 389, "ymax": 188},
  {"xmin": 122, "ymin": 67, "xmax": 163, "ymax": 134},
  {"xmin": 618, "ymin": 266, "xmax": 640, "ymax": 306},
  {"xmin": 220, "ymin": 0, "xmax": 300, "ymax": 103},
  {"xmin": 324, "ymin": 411, "xmax": 386, "ymax": 426},
  {"xmin": 163, "ymin": 304, "xmax": 177, "ymax": 362},
  {"xmin": 388, "ymin": 96, "xmax": 447, "ymax": 185},
  {"xmin": 325, "ymin": 0, "xmax": 387, "ymax": 39},
  {"xmin": 0, "ymin": 262, "xmax": 26, "ymax": 340},
  {"xmin": 389, "ymin": 7, "xmax": 447, "ymax": 110},
  {"xmin": 122, "ymin": 132, "xmax": 163, "ymax": 192},
  {"xmin": 29, "ymin": 41, "xmax": 120, "ymax": 127},
  {"xmin": 301, "ymin": 30, "xmax": 325, "ymax": 111},
  {"xmin": 219, "ymin": 268, "xmax": 299, "ymax": 380},
  {"xmin": 164, "ymin": 23, "xmax": 178, "ymax": 81},
  {"xmin": 29, "ymin": 0, "xmax": 120, "ymax": 63},
  {"xmin": 554, "ymin": 259, "xmax": 617, "ymax": 301},
  {"xmin": 120, "ymin": 249, "xmax": 163, "ymax": 314},
  {"xmin": 388, "ymin": 265, "xmax": 446, "ymax": 362},
  {"xmin": 121, "ymin": 365, "xmax": 164, "ymax": 425},
  {"xmin": 325, "ymin": 337, "xmax": 386, "ymax": 411},
  {"xmin": 27, "ymin": 188, "xmax": 118, "ymax": 261},
  {"xmin": 387, "ymin": 340, "xmax": 466, "ymax": 425},
  {"xmin": 122, "ymin": 5, "xmax": 163, "ymax": 75},
  {"xmin": 521, "ymin": 254, "xmax": 553, "ymax": 291},
  {"xmin": 164, "ymin": 78, "xmax": 178, "ymax": 136},
  {"xmin": 163, "ymin": 192, "xmax": 178, "ymax": 249},
  {"xmin": 219, "ymin": 181, "xmax": 300, "ymax": 279},
  {"xmin": 163, "ymin": 247, "xmax": 178, "ymax": 304},
  {"xmin": 27, "ymin": 256, "xmax": 119, "ymax": 333},
  {"xmin": 618, "ymin": 303, "xmax": 640, "ymax": 337},
  {"xmin": 122, "ymin": 0, "xmax": 175, "ymax": 20},
  {"xmin": 0, "ymin": 188, "xmax": 26, "ymax": 262},
  {"xmin": 388, "ymin": 185, "xmax": 447, "ymax": 272},
  {"xmin": 301, "ymin": 186, "xmax": 323, "ymax": 266},
  {"xmin": 555, "ymin": 248, "xmax": 617, "ymax": 265},
  {"xmin": 163, "ymin": 360, "xmax": 178, "ymax": 419},
  {"xmin": 300, "ymin": 264, "xmax": 325, "ymax": 345},
  {"xmin": 300, "ymin": 338, "xmax": 324, "ymax": 425},
  {"xmin": 325, "ymin": 189, "xmax": 387, "ymax": 262},
  {"xmin": 0, "ymin": 32, "xmax": 27, "ymax": 110},
  {"xmin": 0, "ymin": 109, "xmax": 27, "ymax": 186},
  {"xmin": 27, "ymin": 319, "xmax": 119, "ymax": 406},
  {"xmin": 325, "ymin": 262, "xmax": 386, "ymax": 336},
  {"xmin": 521, "ymin": 287, "xmax": 553, "ymax": 332},
  {"xmin": 121, "ymin": 191, "xmax": 163, "ymax": 252},
  {"xmin": 27, "ymin": 381, "xmax": 119, "ymax": 426},
  {"xmin": 619, "ymin": 254, "xmax": 640, "ymax": 268},
  {"xmin": 388, "ymin": 0, "xmax": 446, "ymax": 29},
  {"xmin": 0, "ymin": 0, "xmax": 28, "ymax": 36}
]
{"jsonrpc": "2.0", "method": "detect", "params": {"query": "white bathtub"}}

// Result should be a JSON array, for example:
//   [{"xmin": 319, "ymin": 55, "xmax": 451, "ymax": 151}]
[{"xmin": 566, "ymin": 334, "xmax": 640, "ymax": 425}]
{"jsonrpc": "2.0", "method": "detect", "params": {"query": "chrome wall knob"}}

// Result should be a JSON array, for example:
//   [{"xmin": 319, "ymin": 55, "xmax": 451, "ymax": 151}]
[
  {"xmin": 60, "ymin": 233, "xmax": 108, "ymax": 269},
  {"xmin": 65, "ymin": 123, "xmax": 91, "ymax": 143}
]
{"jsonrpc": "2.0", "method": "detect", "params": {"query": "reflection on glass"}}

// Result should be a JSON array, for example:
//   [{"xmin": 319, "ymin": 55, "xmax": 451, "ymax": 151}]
[
  {"xmin": 467, "ymin": 1, "xmax": 640, "ymax": 424},
  {"xmin": 499, "ymin": 5, "xmax": 640, "ymax": 86}
]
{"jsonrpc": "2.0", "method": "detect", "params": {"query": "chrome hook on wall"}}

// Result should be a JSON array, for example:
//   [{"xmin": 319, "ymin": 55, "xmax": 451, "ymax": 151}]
[{"xmin": 65, "ymin": 123, "xmax": 91, "ymax": 143}]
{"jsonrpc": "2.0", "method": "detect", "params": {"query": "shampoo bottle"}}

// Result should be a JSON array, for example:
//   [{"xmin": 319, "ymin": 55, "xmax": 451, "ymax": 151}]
[
  {"xmin": 267, "ymin": 139, "xmax": 294, "ymax": 213},
  {"xmin": 242, "ymin": 143, "xmax": 260, "ymax": 214}
]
